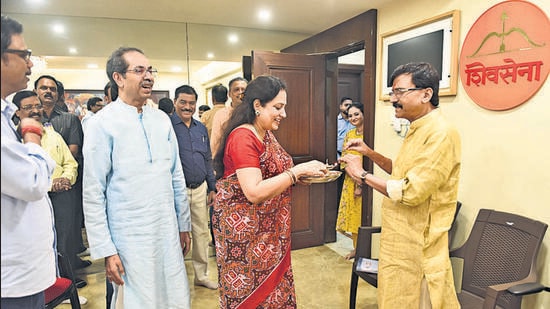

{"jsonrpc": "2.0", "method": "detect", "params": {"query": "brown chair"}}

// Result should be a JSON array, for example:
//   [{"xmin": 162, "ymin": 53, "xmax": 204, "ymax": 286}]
[
  {"xmin": 45, "ymin": 252, "xmax": 81, "ymax": 309},
  {"xmin": 349, "ymin": 201, "xmax": 462, "ymax": 309},
  {"xmin": 450, "ymin": 209, "xmax": 547, "ymax": 309}
]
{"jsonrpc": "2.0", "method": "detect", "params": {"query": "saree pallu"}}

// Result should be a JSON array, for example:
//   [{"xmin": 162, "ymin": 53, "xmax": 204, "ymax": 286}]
[{"xmin": 213, "ymin": 130, "xmax": 296, "ymax": 308}]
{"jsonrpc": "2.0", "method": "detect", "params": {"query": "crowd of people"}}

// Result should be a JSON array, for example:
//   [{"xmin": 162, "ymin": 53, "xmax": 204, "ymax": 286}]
[{"xmin": 2, "ymin": 13, "xmax": 462, "ymax": 309}]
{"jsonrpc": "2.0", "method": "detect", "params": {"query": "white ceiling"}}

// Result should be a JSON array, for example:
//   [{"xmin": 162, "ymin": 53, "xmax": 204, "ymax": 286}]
[{"xmin": 1, "ymin": 0, "xmax": 390, "ymax": 77}]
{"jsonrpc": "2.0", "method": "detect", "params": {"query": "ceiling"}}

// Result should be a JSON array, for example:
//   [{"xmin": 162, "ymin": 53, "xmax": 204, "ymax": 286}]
[{"xmin": 1, "ymin": 0, "xmax": 390, "ymax": 79}]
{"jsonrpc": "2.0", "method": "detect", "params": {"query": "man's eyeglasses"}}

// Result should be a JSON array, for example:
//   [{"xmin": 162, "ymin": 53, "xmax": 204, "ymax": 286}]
[
  {"xmin": 19, "ymin": 104, "xmax": 43, "ymax": 111},
  {"xmin": 5, "ymin": 49, "xmax": 32, "ymax": 62},
  {"xmin": 388, "ymin": 87, "xmax": 423, "ymax": 98},
  {"xmin": 123, "ymin": 66, "xmax": 158, "ymax": 78}
]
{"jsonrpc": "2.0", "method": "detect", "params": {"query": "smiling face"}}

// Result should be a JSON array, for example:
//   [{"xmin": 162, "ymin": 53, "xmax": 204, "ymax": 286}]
[
  {"xmin": 174, "ymin": 92, "xmax": 197, "ymax": 124},
  {"xmin": 347, "ymin": 105, "xmax": 363, "ymax": 127},
  {"xmin": 254, "ymin": 89, "xmax": 287, "ymax": 131},
  {"xmin": 390, "ymin": 73, "xmax": 433, "ymax": 122},
  {"xmin": 115, "ymin": 51, "xmax": 154, "ymax": 108},
  {"xmin": 15, "ymin": 95, "xmax": 43, "ymax": 122}
]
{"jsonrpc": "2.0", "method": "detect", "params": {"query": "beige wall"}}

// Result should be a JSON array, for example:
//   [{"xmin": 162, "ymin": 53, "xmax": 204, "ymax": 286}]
[{"xmin": 376, "ymin": 0, "xmax": 550, "ymax": 307}]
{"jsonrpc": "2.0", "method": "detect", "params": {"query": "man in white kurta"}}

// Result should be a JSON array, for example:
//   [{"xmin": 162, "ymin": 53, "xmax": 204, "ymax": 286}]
[{"xmin": 83, "ymin": 47, "xmax": 192, "ymax": 308}]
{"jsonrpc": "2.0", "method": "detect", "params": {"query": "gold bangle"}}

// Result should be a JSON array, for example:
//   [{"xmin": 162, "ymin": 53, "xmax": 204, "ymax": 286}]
[
  {"xmin": 287, "ymin": 169, "xmax": 298, "ymax": 184},
  {"xmin": 284, "ymin": 170, "xmax": 294, "ymax": 185}
]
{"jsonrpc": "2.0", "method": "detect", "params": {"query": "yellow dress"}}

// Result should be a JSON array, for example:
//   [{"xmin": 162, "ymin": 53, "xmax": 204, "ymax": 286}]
[{"xmin": 336, "ymin": 128, "xmax": 363, "ymax": 236}]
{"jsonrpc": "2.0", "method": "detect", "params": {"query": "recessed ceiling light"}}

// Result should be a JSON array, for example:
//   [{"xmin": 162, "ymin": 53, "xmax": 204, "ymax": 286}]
[
  {"xmin": 258, "ymin": 9, "xmax": 271, "ymax": 22},
  {"xmin": 87, "ymin": 63, "xmax": 98, "ymax": 69},
  {"xmin": 171, "ymin": 66, "xmax": 183, "ymax": 72},
  {"xmin": 52, "ymin": 24, "xmax": 65, "ymax": 34},
  {"xmin": 228, "ymin": 34, "xmax": 238, "ymax": 44},
  {"xmin": 69, "ymin": 47, "xmax": 77, "ymax": 54},
  {"xmin": 207, "ymin": 53, "xmax": 214, "ymax": 59}
]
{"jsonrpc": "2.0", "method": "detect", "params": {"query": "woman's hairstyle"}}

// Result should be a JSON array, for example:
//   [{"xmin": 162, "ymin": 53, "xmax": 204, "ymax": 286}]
[
  {"xmin": 346, "ymin": 101, "xmax": 364, "ymax": 114},
  {"xmin": 213, "ymin": 75, "xmax": 287, "ymax": 178}
]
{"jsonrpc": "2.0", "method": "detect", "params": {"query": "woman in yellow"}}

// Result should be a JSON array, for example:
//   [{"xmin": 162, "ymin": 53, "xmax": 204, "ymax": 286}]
[{"xmin": 336, "ymin": 102, "xmax": 364, "ymax": 260}]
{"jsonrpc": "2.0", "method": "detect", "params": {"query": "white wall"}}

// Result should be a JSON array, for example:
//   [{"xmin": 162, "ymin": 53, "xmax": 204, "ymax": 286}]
[{"xmin": 376, "ymin": 0, "xmax": 550, "ymax": 307}]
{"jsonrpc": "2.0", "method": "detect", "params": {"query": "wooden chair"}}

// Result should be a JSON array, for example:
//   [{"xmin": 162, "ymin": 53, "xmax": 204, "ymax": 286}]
[
  {"xmin": 451, "ymin": 209, "xmax": 547, "ymax": 309},
  {"xmin": 45, "ymin": 252, "xmax": 82, "ymax": 309},
  {"xmin": 349, "ymin": 201, "xmax": 462, "ymax": 309}
]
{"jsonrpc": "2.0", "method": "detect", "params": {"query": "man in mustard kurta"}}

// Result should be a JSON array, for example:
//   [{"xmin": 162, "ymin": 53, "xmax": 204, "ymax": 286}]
[{"xmin": 340, "ymin": 62, "xmax": 461, "ymax": 308}]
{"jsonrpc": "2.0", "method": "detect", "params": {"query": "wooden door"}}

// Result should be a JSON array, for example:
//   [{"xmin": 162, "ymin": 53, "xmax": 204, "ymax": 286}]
[{"xmin": 252, "ymin": 50, "xmax": 326, "ymax": 249}]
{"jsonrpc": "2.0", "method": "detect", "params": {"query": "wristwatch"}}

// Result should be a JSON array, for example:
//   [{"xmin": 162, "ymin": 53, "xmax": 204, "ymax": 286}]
[{"xmin": 360, "ymin": 171, "xmax": 369, "ymax": 184}]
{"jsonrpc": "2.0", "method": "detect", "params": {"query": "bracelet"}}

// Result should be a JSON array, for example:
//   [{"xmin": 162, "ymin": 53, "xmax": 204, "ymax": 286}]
[
  {"xmin": 285, "ymin": 169, "xmax": 297, "ymax": 185},
  {"xmin": 21, "ymin": 125, "xmax": 43, "ymax": 138},
  {"xmin": 288, "ymin": 169, "xmax": 298, "ymax": 184}
]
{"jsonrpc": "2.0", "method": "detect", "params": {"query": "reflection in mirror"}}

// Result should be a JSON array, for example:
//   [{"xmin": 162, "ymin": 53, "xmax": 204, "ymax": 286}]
[{"xmin": 5, "ymin": 12, "xmax": 309, "ymax": 106}]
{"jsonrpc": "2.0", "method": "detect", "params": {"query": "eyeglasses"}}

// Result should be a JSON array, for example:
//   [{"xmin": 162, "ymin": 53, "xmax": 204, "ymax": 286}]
[
  {"xmin": 5, "ymin": 49, "xmax": 32, "ymax": 62},
  {"xmin": 123, "ymin": 66, "xmax": 158, "ymax": 78},
  {"xmin": 19, "ymin": 104, "xmax": 43, "ymax": 111},
  {"xmin": 388, "ymin": 87, "xmax": 423, "ymax": 98}
]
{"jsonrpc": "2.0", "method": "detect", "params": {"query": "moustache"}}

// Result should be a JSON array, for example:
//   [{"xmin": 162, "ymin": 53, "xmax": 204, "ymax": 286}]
[
  {"xmin": 182, "ymin": 109, "xmax": 194, "ymax": 113},
  {"xmin": 29, "ymin": 113, "xmax": 42, "ymax": 118},
  {"xmin": 392, "ymin": 102, "xmax": 403, "ymax": 109},
  {"xmin": 44, "ymin": 94, "xmax": 53, "ymax": 99}
]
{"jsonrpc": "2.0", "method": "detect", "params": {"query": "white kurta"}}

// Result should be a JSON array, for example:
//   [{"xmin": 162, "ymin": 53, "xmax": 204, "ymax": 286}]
[{"xmin": 83, "ymin": 100, "xmax": 191, "ymax": 308}]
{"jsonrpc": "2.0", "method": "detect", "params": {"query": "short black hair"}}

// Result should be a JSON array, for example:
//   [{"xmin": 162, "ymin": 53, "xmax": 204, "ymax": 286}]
[
  {"xmin": 212, "ymin": 84, "xmax": 228, "ymax": 104},
  {"xmin": 174, "ymin": 85, "xmax": 198, "ymax": 101},
  {"xmin": 198, "ymin": 105, "xmax": 211, "ymax": 112},
  {"xmin": 12, "ymin": 90, "xmax": 37, "ymax": 108},
  {"xmin": 390, "ymin": 62, "xmax": 440, "ymax": 107},
  {"xmin": 158, "ymin": 97, "xmax": 174, "ymax": 114},
  {"xmin": 34, "ymin": 75, "xmax": 59, "ymax": 90},
  {"xmin": 1, "ymin": 15, "xmax": 23, "ymax": 58},
  {"xmin": 87, "ymin": 97, "xmax": 103, "ymax": 110}
]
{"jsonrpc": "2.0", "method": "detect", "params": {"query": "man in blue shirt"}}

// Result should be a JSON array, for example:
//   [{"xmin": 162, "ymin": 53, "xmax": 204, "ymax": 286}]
[
  {"xmin": 169, "ymin": 85, "xmax": 218, "ymax": 290},
  {"xmin": 337, "ymin": 97, "xmax": 354, "ymax": 159}
]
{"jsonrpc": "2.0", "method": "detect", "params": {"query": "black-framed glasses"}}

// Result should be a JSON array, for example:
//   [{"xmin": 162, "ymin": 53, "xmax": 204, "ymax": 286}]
[
  {"xmin": 19, "ymin": 104, "xmax": 43, "ymax": 111},
  {"xmin": 388, "ymin": 87, "xmax": 423, "ymax": 98},
  {"xmin": 5, "ymin": 49, "xmax": 32, "ymax": 62},
  {"xmin": 123, "ymin": 66, "xmax": 158, "ymax": 78}
]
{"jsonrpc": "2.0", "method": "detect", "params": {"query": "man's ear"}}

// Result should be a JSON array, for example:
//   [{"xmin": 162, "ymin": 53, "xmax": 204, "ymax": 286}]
[
  {"xmin": 422, "ymin": 88, "xmax": 433, "ymax": 103},
  {"xmin": 113, "ymin": 72, "xmax": 124, "ymax": 89}
]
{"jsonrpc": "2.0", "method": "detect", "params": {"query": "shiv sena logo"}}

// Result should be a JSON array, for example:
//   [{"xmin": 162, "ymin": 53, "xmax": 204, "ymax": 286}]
[{"xmin": 459, "ymin": 0, "xmax": 550, "ymax": 111}]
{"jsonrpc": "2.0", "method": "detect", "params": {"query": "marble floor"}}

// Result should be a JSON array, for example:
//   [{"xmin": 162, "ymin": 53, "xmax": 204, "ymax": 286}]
[{"xmin": 57, "ymin": 233, "xmax": 378, "ymax": 308}]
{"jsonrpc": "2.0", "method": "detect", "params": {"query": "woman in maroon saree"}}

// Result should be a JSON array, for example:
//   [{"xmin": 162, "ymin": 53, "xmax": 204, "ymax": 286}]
[{"xmin": 212, "ymin": 75, "xmax": 327, "ymax": 308}]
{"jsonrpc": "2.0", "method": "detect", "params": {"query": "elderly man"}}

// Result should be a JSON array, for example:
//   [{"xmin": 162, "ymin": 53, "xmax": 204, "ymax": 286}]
[
  {"xmin": 83, "ymin": 46, "xmax": 192, "ymax": 308},
  {"xmin": 340, "ymin": 62, "xmax": 461, "ymax": 308},
  {"xmin": 1, "ymin": 15, "xmax": 56, "ymax": 309}
]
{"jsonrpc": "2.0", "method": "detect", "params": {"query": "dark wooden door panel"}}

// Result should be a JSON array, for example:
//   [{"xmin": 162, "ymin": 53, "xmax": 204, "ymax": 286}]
[{"xmin": 252, "ymin": 50, "xmax": 326, "ymax": 249}]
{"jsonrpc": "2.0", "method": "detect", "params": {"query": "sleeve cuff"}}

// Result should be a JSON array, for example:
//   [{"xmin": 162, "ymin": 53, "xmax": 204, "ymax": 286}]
[{"xmin": 387, "ymin": 179, "xmax": 405, "ymax": 201}]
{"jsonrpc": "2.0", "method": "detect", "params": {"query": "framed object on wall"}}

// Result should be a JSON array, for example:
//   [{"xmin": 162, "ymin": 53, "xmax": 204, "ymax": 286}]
[{"xmin": 379, "ymin": 10, "xmax": 460, "ymax": 101}]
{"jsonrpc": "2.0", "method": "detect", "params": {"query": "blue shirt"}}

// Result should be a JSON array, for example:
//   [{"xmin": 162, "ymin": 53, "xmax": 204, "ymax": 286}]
[
  {"xmin": 337, "ymin": 113, "xmax": 354, "ymax": 157},
  {"xmin": 169, "ymin": 114, "xmax": 216, "ymax": 192},
  {"xmin": 1, "ymin": 98, "xmax": 57, "ymax": 297}
]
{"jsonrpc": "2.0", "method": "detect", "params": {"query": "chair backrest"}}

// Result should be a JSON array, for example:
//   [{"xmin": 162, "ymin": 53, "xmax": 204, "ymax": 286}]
[
  {"xmin": 45, "ymin": 253, "xmax": 81, "ymax": 309},
  {"xmin": 453, "ymin": 209, "xmax": 547, "ymax": 308}
]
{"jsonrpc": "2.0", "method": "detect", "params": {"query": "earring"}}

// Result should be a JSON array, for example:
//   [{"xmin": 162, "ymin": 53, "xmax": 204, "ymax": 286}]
[{"xmin": 255, "ymin": 110, "xmax": 260, "ymax": 116}]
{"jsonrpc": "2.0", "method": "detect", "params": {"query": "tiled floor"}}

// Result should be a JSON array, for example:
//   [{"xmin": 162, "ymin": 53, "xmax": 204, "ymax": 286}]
[{"xmin": 57, "ymin": 233, "xmax": 377, "ymax": 308}]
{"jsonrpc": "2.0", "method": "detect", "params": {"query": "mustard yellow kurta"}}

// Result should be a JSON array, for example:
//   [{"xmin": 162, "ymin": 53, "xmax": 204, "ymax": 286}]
[
  {"xmin": 378, "ymin": 109, "xmax": 461, "ymax": 308},
  {"xmin": 336, "ymin": 128, "xmax": 363, "ymax": 236}
]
